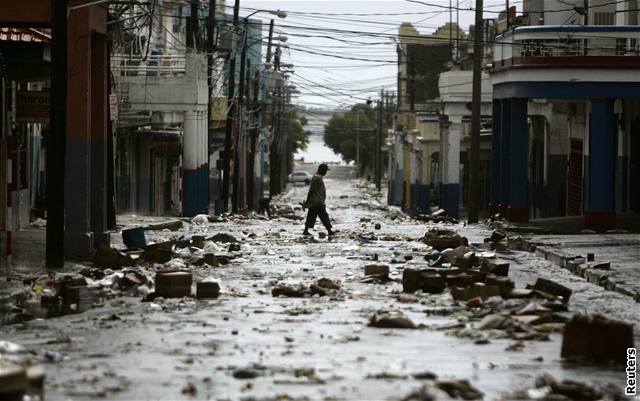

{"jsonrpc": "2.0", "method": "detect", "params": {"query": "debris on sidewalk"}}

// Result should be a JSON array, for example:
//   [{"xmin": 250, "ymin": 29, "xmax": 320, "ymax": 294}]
[
  {"xmin": 144, "ymin": 220, "xmax": 184, "ymax": 231},
  {"xmin": 505, "ymin": 374, "xmax": 624, "ymax": 400},
  {"xmin": 561, "ymin": 314, "xmax": 634, "ymax": 364},
  {"xmin": 369, "ymin": 310, "xmax": 417, "ymax": 329},
  {"xmin": 422, "ymin": 229, "xmax": 469, "ymax": 251},
  {"xmin": 532, "ymin": 278, "xmax": 572, "ymax": 305},
  {"xmin": 363, "ymin": 264, "xmax": 390, "ymax": 278},
  {"xmin": 436, "ymin": 379, "xmax": 484, "ymax": 400},
  {"xmin": 93, "ymin": 244, "xmax": 133, "ymax": 269},
  {"xmin": 0, "ymin": 359, "xmax": 45, "ymax": 401},
  {"xmin": 197, "ymin": 279, "xmax": 220, "ymax": 299},
  {"xmin": 191, "ymin": 214, "xmax": 210, "ymax": 225},
  {"xmin": 122, "ymin": 227, "xmax": 147, "ymax": 249},
  {"xmin": 209, "ymin": 233, "xmax": 238, "ymax": 243},
  {"xmin": 316, "ymin": 278, "xmax": 341, "ymax": 290},
  {"xmin": 155, "ymin": 270, "xmax": 192, "ymax": 298},
  {"xmin": 271, "ymin": 283, "xmax": 328, "ymax": 298}
]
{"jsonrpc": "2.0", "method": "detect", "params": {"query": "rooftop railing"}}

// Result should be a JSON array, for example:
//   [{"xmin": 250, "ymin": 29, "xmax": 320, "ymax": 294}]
[
  {"xmin": 493, "ymin": 25, "xmax": 640, "ymax": 65},
  {"xmin": 111, "ymin": 53, "xmax": 187, "ymax": 77}
]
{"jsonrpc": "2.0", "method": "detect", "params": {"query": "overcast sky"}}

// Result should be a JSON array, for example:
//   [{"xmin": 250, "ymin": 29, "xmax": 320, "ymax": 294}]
[{"xmin": 237, "ymin": 0, "xmax": 518, "ymax": 109}]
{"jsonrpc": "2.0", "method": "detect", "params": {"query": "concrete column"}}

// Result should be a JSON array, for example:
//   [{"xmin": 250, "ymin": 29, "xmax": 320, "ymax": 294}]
[
  {"xmin": 507, "ymin": 98, "xmax": 529, "ymax": 222},
  {"xmin": 499, "ymin": 99, "xmax": 511, "ymax": 216},
  {"xmin": 183, "ymin": 110, "xmax": 198, "ymax": 216},
  {"xmin": 392, "ymin": 134, "xmax": 403, "ymax": 206},
  {"xmin": 90, "ymin": 33, "xmax": 109, "ymax": 246},
  {"xmin": 585, "ymin": 99, "xmax": 616, "ymax": 231},
  {"xmin": 443, "ymin": 120, "xmax": 461, "ymax": 219},
  {"xmin": 200, "ymin": 111, "xmax": 209, "ymax": 214},
  {"xmin": 196, "ymin": 111, "xmax": 203, "ymax": 214},
  {"xmin": 64, "ymin": 7, "xmax": 109, "ymax": 258},
  {"xmin": 489, "ymin": 99, "xmax": 502, "ymax": 215}
]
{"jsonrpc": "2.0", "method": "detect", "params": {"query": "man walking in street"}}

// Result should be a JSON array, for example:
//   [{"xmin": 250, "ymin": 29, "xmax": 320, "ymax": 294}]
[{"xmin": 303, "ymin": 164, "xmax": 335, "ymax": 237}]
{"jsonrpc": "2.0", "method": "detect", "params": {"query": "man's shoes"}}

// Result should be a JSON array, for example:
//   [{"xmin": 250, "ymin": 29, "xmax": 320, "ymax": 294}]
[
  {"xmin": 327, "ymin": 229, "xmax": 337, "ymax": 237},
  {"xmin": 302, "ymin": 230, "xmax": 312, "ymax": 236}
]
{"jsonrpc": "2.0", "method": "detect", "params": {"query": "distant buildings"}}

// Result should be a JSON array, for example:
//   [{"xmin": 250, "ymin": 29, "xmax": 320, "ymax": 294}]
[{"xmin": 389, "ymin": 1, "xmax": 640, "ymax": 231}]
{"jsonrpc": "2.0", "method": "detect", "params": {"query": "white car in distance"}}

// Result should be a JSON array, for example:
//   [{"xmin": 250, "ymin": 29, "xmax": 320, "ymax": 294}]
[{"xmin": 288, "ymin": 171, "xmax": 312, "ymax": 185}]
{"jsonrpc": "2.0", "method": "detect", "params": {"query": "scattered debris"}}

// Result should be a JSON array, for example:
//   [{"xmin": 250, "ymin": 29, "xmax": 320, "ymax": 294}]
[
  {"xmin": 369, "ymin": 310, "xmax": 417, "ymax": 329},
  {"xmin": 155, "ymin": 270, "xmax": 192, "ymax": 298},
  {"xmin": 506, "ymin": 374, "xmax": 624, "ymax": 400},
  {"xmin": 181, "ymin": 382, "xmax": 198, "ymax": 396},
  {"xmin": 561, "ymin": 314, "xmax": 634, "ymax": 364},
  {"xmin": 364, "ymin": 264, "xmax": 390, "ymax": 278},
  {"xmin": 191, "ymin": 214, "xmax": 210, "ymax": 225},
  {"xmin": 141, "ymin": 241, "xmax": 173, "ymax": 264},
  {"xmin": 423, "ymin": 229, "xmax": 468, "ymax": 251},
  {"xmin": 532, "ymin": 278, "xmax": 572, "ymax": 304},
  {"xmin": 93, "ymin": 245, "xmax": 132, "ymax": 269},
  {"xmin": 209, "ymin": 233, "xmax": 238, "ymax": 243},
  {"xmin": 315, "ymin": 278, "xmax": 341, "ymax": 290},
  {"xmin": 490, "ymin": 230, "xmax": 507, "ymax": 243},
  {"xmin": 144, "ymin": 220, "xmax": 184, "ymax": 231},
  {"xmin": 436, "ymin": 379, "xmax": 484, "ymax": 400},
  {"xmin": 122, "ymin": 227, "xmax": 147, "ymax": 250},
  {"xmin": 271, "ymin": 283, "xmax": 326, "ymax": 298},
  {"xmin": 233, "ymin": 368, "xmax": 261, "ymax": 379},
  {"xmin": 480, "ymin": 259, "xmax": 509, "ymax": 276},
  {"xmin": 197, "ymin": 280, "xmax": 220, "ymax": 299}
]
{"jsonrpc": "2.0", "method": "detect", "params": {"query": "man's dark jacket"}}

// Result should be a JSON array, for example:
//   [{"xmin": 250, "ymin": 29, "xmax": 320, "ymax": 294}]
[{"xmin": 305, "ymin": 174, "xmax": 326, "ymax": 208}]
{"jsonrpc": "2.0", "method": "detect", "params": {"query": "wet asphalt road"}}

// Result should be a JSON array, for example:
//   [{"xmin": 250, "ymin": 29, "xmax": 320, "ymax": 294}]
[{"xmin": 1, "ymin": 176, "xmax": 638, "ymax": 401}]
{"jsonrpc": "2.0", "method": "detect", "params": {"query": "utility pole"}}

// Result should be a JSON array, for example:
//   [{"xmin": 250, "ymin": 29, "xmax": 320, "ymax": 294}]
[
  {"xmin": 234, "ymin": 17, "xmax": 249, "ymax": 212},
  {"xmin": 584, "ymin": 0, "xmax": 589, "ymax": 25},
  {"xmin": 468, "ymin": 0, "xmax": 483, "ymax": 223},
  {"xmin": 356, "ymin": 112, "xmax": 360, "ymax": 170},
  {"xmin": 506, "ymin": 0, "xmax": 510, "ymax": 29},
  {"xmin": 206, "ymin": 0, "xmax": 216, "ymax": 211},
  {"xmin": 206, "ymin": 8, "xmax": 216, "ymax": 149},
  {"xmin": 265, "ymin": 19, "xmax": 274, "ymax": 64},
  {"xmin": 375, "ymin": 88, "xmax": 383, "ymax": 191},
  {"xmin": 47, "ymin": 0, "xmax": 67, "ymax": 270},
  {"xmin": 583, "ymin": 0, "xmax": 589, "ymax": 55},
  {"xmin": 222, "ymin": 0, "xmax": 240, "ymax": 212}
]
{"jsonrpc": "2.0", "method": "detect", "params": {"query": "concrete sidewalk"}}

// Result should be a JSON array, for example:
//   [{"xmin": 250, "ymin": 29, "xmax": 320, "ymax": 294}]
[{"xmin": 517, "ymin": 233, "xmax": 640, "ymax": 302}]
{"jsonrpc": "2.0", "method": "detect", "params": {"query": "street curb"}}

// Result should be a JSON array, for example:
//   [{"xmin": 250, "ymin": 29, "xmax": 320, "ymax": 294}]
[{"xmin": 511, "ymin": 238, "xmax": 640, "ymax": 303}]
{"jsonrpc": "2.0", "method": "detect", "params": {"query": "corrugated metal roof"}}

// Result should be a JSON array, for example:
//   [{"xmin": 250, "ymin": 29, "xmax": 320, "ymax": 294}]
[{"xmin": 0, "ymin": 28, "xmax": 51, "ymax": 43}]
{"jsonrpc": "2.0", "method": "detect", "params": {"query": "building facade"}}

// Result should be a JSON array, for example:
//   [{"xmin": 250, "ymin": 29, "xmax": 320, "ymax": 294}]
[{"xmin": 490, "ymin": 1, "xmax": 640, "ymax": 231}]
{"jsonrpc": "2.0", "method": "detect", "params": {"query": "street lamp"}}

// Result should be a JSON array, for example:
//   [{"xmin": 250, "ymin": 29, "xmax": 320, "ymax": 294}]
[{"xmin": 244, "ymin": 9, "xmax": 287, "ymax": 20}]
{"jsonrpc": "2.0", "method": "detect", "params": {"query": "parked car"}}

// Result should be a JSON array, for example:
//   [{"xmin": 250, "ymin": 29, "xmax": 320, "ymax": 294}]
[{"xmin": 288, "ymin": 171, "xmax": 312, "ymax": 185}]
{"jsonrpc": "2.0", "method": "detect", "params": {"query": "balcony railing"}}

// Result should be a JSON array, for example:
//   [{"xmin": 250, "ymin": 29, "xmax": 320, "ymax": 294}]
[
  {"xmin": 111, "ymin": 53, "xmax": 187, "ymax": 77},
  {"xmin": 493, "ymin": 25, "xmax": 640, "ymax": 67}
]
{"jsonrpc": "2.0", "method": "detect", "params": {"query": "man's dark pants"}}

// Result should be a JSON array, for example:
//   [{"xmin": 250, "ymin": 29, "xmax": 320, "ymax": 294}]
[{"xmin": 305, "ymin": 205, "xmax": 332, "ymax": 231}]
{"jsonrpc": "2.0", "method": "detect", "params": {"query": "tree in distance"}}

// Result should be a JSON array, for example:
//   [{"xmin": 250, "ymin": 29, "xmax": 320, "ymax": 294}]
[{"xmin": 324, "ymin": 102, "xmax": 377, "ymax": 174}]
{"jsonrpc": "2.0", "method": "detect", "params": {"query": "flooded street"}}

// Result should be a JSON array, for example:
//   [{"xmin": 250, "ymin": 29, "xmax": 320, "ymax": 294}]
[{"xmin": 1, "ymin": 173, "xmax": 637, "ymax": 400}]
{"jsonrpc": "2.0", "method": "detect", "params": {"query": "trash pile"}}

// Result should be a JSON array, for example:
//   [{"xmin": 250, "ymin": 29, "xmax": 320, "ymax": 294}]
[
  {"xmin": 3, "ymin": 224, "xmax": 248, "ymax": 325},
  {"xmin": 398, "ymin": 377, "xmax": 484, "ymax": 400},
  {"xmin": 0, "ymin": 341, "xmax": 45, "ymax": 401},
  {"xmin": 397, "ymin": 229, "xmax": 576, "ymax": 344},
  {"xmin": 271, "ymin": 278, "xmax": 342, "ymax": 298},
  {"xmin": 504, "ymin": 374, "xmax": 627, "ymax": 400},
  {"xmin": 413, "ymin": 208, "xmax": 458, "ymax": 224}
]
